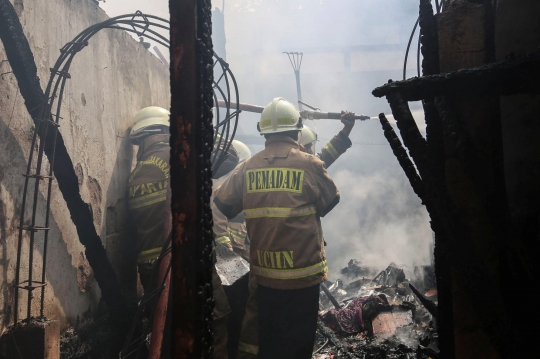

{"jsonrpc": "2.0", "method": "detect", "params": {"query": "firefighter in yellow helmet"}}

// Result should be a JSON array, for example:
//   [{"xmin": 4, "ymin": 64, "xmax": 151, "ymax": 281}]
[
  {"xmin": 299, "ymin": 110, "xmax": 356, "ymax": 167},
  {"xmin": 214, "ymin": 98, "xmax": 341, "ymax": 359},
  {"xmin": 211, "ymin": 139, "xmax": 252, "ymax": 260},
  {"xmin": 235, "ymin": 108, "xmax": 356, "ymax": 359},
  {"xmin": 128, "ymin": 106, "xmax": 238, "ymax": 359}
]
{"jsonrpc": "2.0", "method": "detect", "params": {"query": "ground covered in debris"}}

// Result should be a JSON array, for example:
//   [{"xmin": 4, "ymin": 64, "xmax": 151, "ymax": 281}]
[
  {"xmin": 60, "ymin": 314, "xmax": 117, "ymax": 359},
  {"xmin": 59, "ymin": 305, "xmax": 136, "ymax": 359},
  {"xmin": 313, "ymin": 262, "xmax": 439, "ymax": 358}
]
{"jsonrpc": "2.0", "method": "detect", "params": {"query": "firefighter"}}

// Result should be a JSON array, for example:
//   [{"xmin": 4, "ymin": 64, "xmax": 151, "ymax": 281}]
[
  {"xmin": 212, "ymin": 139, "xmax": 252, "ymax": 260},
  {"xmin": 236, "ymin": 111, "xmax": 356, "ymax": 359},
  {"xmin": 298, "ymin": 111, "xmax": 355, "ymax": 167},
  {"xmin": 127, "ymin": 106, "xmax": 237, "ymax": 358},
  {"xmin": 214, "ymin": 98, "xmax": 341, "ymax": 359}
]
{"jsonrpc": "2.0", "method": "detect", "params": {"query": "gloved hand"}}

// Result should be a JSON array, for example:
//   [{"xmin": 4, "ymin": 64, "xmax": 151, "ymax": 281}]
[{"xmin": 341, "ymin": 110, "xmax": 356, "ymax": 136}]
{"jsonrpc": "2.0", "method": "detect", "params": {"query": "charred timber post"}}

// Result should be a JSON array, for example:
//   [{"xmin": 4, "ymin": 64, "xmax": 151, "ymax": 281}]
[
  {"xmin": 378, "ymin": 113, "xmax": 424, "ymax": 202},
  {"xmin": 418, "ymin": 2, "xmax": 454, "ymax": 355},
  {"xmin": 386, "ymin": 93, "xmax": 514, "ymax": 356},
  {"xmin": 419, "ymin": 0, "xmax": 440, "ymax": 76},
  {"xmin": 0, "ymin": 0, "xmax": 127, "ymax": 323},
  {"xmin": 386, "ymin": 92, "xmax": 431, "ymax": 178},
  {"xmin": 418, "ymin": 0, "xmax": 444, "ymax": 178},
  {"xmin": 170, "ymin": 0, "xmax": 214, "ymax": 357},
  {"xmin": 372, "ymin": 53, "xmax": 540, "ymax": 100}
]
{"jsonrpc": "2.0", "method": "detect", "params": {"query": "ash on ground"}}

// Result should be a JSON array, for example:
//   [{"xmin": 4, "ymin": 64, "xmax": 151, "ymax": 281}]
[{"xmin": 314, "ymin": 262, "xmax": 439, "ymax": 358}]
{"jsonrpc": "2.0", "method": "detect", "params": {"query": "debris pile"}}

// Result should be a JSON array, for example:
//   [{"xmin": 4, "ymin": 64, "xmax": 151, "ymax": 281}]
[{"xmin": 315, "ymin": 262, "xmax": 439, "ymax": 358}]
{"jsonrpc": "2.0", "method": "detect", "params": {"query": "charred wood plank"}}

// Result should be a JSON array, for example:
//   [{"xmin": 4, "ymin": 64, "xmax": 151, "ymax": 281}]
[
  {"xmin": 0, "ymin": 0, "xmax": 128, "ymax": 323},
  {"xmin": 170, "ymin": 0, "xmax": 214, "ymax": 357},
  {"xmin": 418, "ymin": 345, "xmax": 440, "ymax": 359},
  {"xmin": 386, "ymin": 93, "xmax": 430, "ymax": 178},
  {"xmin": 320, "ymin": 283, "xmax": 341, "ymax": 310},
  {"xmin": 408, "ymin": 283, "xmax": 438, "ymax": 319},
  {"xmin": 372, "ymin": 53, "xmax": 540, "ymax": 100}
]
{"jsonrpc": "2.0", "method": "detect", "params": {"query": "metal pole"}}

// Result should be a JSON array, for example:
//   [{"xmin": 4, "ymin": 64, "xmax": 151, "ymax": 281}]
[
  {"xmin": 284, "ymin": 52, "xmax": 303, "ymax": 110},
  {"xmin": 294, "ymin": 69, "xmax": 303, "ymax": 110},
  {"xmin": 153, "ymin": 46, "xmax": 169, "ymax": 67}
]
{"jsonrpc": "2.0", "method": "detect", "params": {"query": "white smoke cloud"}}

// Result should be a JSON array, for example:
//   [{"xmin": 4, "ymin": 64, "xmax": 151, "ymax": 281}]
[
  {"xmin": 99, "ymin": 0, "xmax": 434, "ymax": 281},
  {"xmin": 323, "ymin": 167, "xmax": 433, "ymax": 281},
  {"xmin": 217, "ymin": 0, "xmax": 433, "ymax": 280}
]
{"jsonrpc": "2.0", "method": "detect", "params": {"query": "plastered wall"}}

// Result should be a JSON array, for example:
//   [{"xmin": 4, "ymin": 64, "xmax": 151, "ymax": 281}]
[{"xmin": 0, "ymin": 0, "xmax": 170, "ymax": 330}]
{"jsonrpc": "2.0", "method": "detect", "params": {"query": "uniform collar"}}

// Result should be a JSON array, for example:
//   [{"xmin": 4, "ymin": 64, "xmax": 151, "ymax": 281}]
[
  {"xmin": 142, "ymin": 134, "xmax": 169, "ymax": 150},
  {"xmin": 263, "ymin": 135, "xmax": 301, "ymax": 163},
  {"xmin": 137, "ymin": 134, "xmax": 169, "ymax": 160},
  {"xmin": 264, "ymin": 134, "xmax": 300, "ymax": 148}
]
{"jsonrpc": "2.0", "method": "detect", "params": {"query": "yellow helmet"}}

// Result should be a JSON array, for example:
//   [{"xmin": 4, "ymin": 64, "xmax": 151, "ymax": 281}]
[
  {"xmin": 130, "ymin": 106, "xmax": 170, "ymax": 143},
  {"xmin": 258, "ymin": 98, "xmax": 302, "ymax": 135},
  {"xmin": 232, "ymin": 140, "xmax": 252, "ymax": 163},
  {"xmin": 298, "ymin": 125, "xmax": 317, "ymax": 146}
]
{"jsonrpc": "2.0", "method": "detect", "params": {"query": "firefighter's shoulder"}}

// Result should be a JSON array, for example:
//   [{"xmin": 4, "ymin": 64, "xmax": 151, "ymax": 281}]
[{"xmin": 291, "ymin": 146, "xmax": 328, "ymax": 173}]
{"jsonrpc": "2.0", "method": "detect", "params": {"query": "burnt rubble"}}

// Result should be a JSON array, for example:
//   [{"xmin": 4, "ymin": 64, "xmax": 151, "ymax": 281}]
[{"xmin": 314, "ymin": 262, "xmax": 438, "ymax": 358}]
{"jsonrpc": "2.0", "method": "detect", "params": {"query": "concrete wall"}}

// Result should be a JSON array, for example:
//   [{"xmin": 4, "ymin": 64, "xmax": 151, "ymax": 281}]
[{"xmin": 0, "ymin": 0, "xmax": 170, "ymax": 331}]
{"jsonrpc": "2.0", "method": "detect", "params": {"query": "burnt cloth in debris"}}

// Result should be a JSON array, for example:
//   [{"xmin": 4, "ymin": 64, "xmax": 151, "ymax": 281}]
[{"xmin": 323, "ymin": 295, "xmax": 387, "ymax": 334}]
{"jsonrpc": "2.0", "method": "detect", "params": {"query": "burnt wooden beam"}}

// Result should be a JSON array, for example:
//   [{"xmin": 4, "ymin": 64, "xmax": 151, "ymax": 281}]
[
  {"xmin": 170, "ymin": 0, "xmax": 214, "ymax": 357},
  {"xmin": 379, "ymin": 113, "xmax": 424, "ymax": 202},
  {"xmin": 372, "ymin": 52, "xmax": 540, "ymax": 100},
  {"xmin": 386, "ymin": 93, "xmax": 430, "ymax": 178},
  {"xmin": 419, "ymin": 0, "xmax": 440, "ymax": 76},
  {"xmin": 409, "ymin": 283, "xmax": 438, "ymax": 319},
  {"xmin": 418, "ymin": 0, "xmax": 444, "ymax": 184},
  {"xmin": 0, "ymin": 0, "xmax": 128, "ymax": 324}
]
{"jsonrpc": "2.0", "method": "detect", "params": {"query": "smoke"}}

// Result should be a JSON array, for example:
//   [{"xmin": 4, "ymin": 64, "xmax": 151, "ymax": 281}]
[
  {"xmin": 217, "ymin": 0, "xmax": 433, "ymax": 279},
  {"xmin": 324, "ymin": 167, "xmax": 432, "ymax": 281},
  {"xmin": 99, "ymin": 0, "xmax": 434, "ymax": 279}
]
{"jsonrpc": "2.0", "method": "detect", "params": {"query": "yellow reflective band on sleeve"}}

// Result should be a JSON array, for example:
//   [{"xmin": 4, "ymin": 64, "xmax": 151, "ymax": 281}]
[
  {"xmin": 216, "ymin": 236, "xmax": 231, "ymax": 244},
  {"xmin": 129, "ymin": 189, "xmax": 167, "ymax": 209},
  {"xmin": 137, "ymin": 247, "xmax": 162, "ymax": 263},
  {"xmin": 244, "ymin": 205, "xmax": 316, "ymax": 219},
  {"xmin": 252, "ymin": 260, "xmax": 327, "ymax": 280},
  {"xmin": 238, "ymin": 341, "xmax": 259, "ymax": 355},
  {"xmin": 246, "ymin": 168, "xmax": 304, "ymax": 193},
  {"xmin": 324, "ymin": 142, "xmax": 340, "ymax": 160}
]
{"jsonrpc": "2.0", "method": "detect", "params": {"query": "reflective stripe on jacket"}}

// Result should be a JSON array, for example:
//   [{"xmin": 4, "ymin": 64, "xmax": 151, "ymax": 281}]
[
  {"xmin": 128, "ymin": 135, "xmax": 170, "ymax": 263},
  {"xmin": 318, "ymin": 131, "xmax": 352, "ymax": 168}
]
